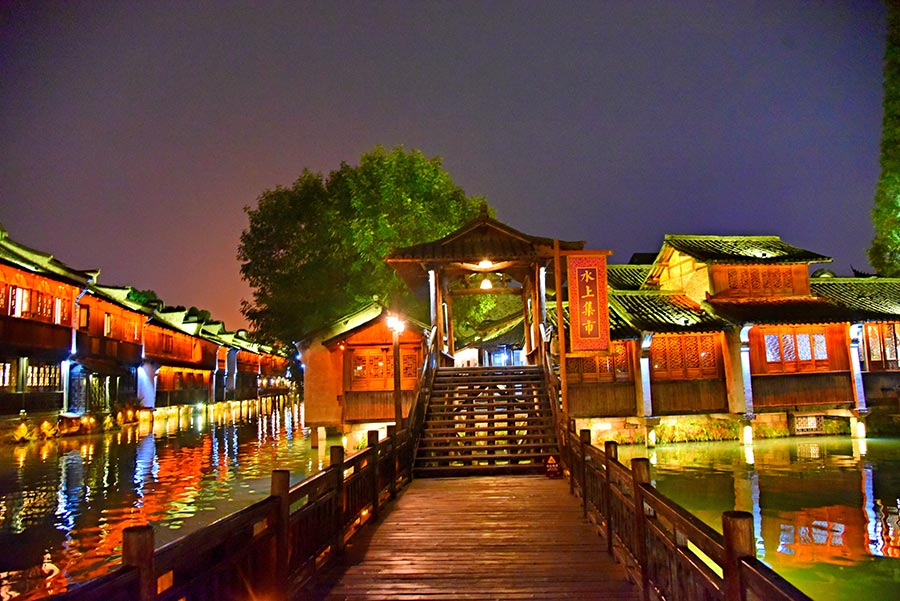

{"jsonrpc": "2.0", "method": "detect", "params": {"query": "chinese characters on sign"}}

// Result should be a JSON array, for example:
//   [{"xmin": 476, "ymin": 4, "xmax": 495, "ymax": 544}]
[{"xmin": 567, "ymin": 255, "xmax": 610, "ymax": 352}]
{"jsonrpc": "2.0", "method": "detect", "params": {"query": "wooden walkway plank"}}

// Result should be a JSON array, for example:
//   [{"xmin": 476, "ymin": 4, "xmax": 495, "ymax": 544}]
[{"xmin": 302, "ymin": 475, "xmax": 640, "ymax": 601}]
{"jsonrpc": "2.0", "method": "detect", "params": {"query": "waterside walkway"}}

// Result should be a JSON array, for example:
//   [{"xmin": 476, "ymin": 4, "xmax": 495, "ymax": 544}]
[{"xmin": 305, "ymin": 475, "xmax": 640, "ymax": 600}]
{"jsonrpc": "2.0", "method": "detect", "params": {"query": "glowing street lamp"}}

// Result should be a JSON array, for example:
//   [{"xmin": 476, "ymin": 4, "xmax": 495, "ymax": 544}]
[{"xmin": 386, "ymin": 314, "xmax": 405, "ymax": 428}]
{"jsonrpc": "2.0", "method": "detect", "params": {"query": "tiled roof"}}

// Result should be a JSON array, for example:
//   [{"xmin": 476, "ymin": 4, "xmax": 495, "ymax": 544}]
[
  {"xmin": 388, "ymin": 215, "xmax": 584, "ymax": 263},
  {"xmin": 706, "ymin": 297, "xmax": 860, "ymax": 325},
  {"xmin": 606, "ymin": 265, "xmax": 651, "ymax": 291},
  {"xmin": 663, "ymin": 235, "xmax": 831, "ymax": 265},
  {"xmin": 0, "ymin": 225, "xmax": 98, "ymax": 285},
  {"xmin": 810, "ymin": 277, "xmax": 900, "ymax": 320},
  {"xmin": 546, "ymin": 301, "xmax": 641, "ymax": 340},
  {"xmin": 611, "ymin": 291, "xmax": 730, "ymax": 333}
]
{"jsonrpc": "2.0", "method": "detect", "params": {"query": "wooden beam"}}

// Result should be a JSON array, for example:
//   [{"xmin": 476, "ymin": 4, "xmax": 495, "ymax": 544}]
[{"xmin": 448, "ymin": 288, "xmax": 523, "ymax": 296}]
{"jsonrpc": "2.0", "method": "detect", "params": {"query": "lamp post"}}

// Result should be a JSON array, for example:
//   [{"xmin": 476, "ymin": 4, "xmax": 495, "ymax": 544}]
[{"xmin": 386, "ymin": 314, "xmax": 405, "ymax": 429}]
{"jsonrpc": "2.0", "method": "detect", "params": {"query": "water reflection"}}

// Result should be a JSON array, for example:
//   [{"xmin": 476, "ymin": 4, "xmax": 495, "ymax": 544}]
[
  {"xmin": 620, "ymin": 437, "xmax": 900, "ymax": 600},
  {"xmin": 0, "ymin": 399, "xmax": 323, "ymax": 599}
]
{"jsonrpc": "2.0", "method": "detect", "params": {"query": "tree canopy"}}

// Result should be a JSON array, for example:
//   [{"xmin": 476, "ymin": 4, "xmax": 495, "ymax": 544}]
[
  {"xmin": 238, "ymin": 146, "xmax": 487, "ymax": 346},
  {"xmin": 869, "ymin": 0, "xmax": 900, "ymax": 276}
]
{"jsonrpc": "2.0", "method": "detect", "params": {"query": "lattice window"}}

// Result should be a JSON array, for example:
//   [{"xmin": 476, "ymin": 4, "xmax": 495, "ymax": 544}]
[
  {"xmin": 652, "ymin": 333, "xmax": 721, "ymax": 380},
  {"xmin": 797, "ymin": 334, "xmax": 812, "ymax": 361},
  {"xmin": 685, "ymin": 336, "xmax": 700, "ymax": 368},
  {"xmin": 566, "ymin": 342, "xmax": 632, "ymax": 383},
  {"xmin": 865, "ymin": 322, "xmax": 900, "ymax": 371},
  {"xmin": 27, "ymin": 363, "xmax": 60, "ymax": 389},
  {"xmin": 0, "ymin": 363, "xmax": 10, "ymax": 388},
  {"xmin": 813, "ymin": 333, "xmax": 827, "ymax": 360},
  {"xmin": 765, "ymin": 334, "xmax": 781, "ymax": 362},
  {"xmin": 761, "ymin": 326, "xmax": 830, "ymax": 373},
  {"xmin": 868, "ymin": 326, "xmax": 883, "ymax": 361},
  {"xmin": 700, "ymin": 336, "xmax": 716, "ymax": 369},
  {"xmin": 402, "ymin": 353, "xmax": 418, "ymax": 379},
  {"xmin": 349, "ymin": 347, "xmax": 419, "ymax": 391},
  {"xmin": 724, "ymin": 265, "xmax": 795, "ymax": 297}
]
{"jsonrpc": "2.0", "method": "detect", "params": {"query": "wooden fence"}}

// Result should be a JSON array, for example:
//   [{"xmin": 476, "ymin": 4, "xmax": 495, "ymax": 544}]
[
  {"xmin": 52, "ymin": 425, "xmax": 415, "ymax": 601},
  {"xmin": 558, "ymin": 423, "xmax": 812, "ymax": 601}
]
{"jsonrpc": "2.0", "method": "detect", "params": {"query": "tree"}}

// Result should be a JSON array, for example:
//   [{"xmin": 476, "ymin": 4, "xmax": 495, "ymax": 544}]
[
  {"xmin": 238, "ymin": 146, "xmax": 487, "ymax": 346},
  {"xmin": 869, "ymin": 0, "xmax": 900, "ymax": 276}
]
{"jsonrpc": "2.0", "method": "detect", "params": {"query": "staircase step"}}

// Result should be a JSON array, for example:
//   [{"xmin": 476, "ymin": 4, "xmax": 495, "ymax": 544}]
[
  {"xmin": 415, "ymin": 451, "xmax": 551, "ymax": 465},
  {"xmin": 414, "ymin": 365, "xmax": 557, "ymax": 478},
  {"xmin": 421, "ymin": 432, "xmax": 551, "ymax": 442},
  {"xmin": 413, "ymin": 463, "xmax": 548, "ymax": 477}
]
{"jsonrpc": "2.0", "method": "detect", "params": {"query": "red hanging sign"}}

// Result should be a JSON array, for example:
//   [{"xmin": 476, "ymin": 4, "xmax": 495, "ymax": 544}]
[{"xmin": 567, "ymin": 255, "xmax": 610, "ymax": 352}]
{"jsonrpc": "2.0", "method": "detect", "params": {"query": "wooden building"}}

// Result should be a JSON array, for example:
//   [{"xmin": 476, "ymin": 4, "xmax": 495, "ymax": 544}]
[
  {"xmin": 380, "ymin": 218, "xmax": 900, "ymax": 442},
  {"xmin": 298, "ymin": 303, "xmax": 426, "ymax": 433},
  {"xmin": 0, "ymin": 225, "xmax": 292, "ymax": 418}
]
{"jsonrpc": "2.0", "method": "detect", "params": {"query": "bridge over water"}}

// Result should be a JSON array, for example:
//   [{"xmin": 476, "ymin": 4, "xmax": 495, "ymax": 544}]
[
  {"xmin": 54, "ymin": 359, "xmax": 809, "ymax": 601},
  {"xmin": 308, "ymin": 475, "xmax": 638, "ymax": 600}
]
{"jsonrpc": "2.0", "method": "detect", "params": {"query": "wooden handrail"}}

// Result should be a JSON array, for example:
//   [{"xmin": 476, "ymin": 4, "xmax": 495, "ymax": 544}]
[
  {"xmin": 53, "ymin": 328, "xmax": 445, "ymax": 600},
  {"xmin": 53, "ymin": 424, "xmax": 418, "ymax": 601},
  {"xmin": 559, "ymin": 437, "xmax": 812, "ymax": 601}
]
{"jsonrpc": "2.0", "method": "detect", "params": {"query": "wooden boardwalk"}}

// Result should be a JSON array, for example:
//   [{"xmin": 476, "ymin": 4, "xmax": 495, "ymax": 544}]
[{"xmin": 304, "ymin": 475, "xmax": 640, "ymax": 600}]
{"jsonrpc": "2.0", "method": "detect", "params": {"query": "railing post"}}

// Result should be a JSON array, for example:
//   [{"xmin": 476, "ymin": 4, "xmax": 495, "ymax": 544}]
[
  {"xmin": 568, "ymin": 430, "xmax": 576, "ymax": 496},
  {"xmin": 122, "ymin": 524, "xmax": 156, "ymax": 601},
  {"xmin": 604, "ymin": 440, "xmax": 618, "ymax": 553},
  {"xmin": 580, "ymin": 429, "xmax": 591, "ymax": 518},
  {"xmin": 387, "ymin": 424, "xmax": 398, "ymax": 498},
  {"xmin": 331, "ymin": 445, "xmax": 346, "ymax": 554},
  {"xmin": 723, "ymin": 510, "xmax": 754, "ymax": 601},
  {"xmin": 270, "ymin": 469, "xmax": 290, "ymax": 601},
  {"xmin": 368, "ymin": 430, "xmax": 380, "ymax": 520},
  {"xmin": 631, "ymin": 458, "xmax": 652, "ymax": 601}
]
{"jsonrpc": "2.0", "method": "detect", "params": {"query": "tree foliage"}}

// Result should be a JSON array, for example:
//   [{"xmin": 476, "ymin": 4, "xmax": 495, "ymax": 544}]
[
  {"xmin": 870, "ymin": 0, "xmax": 900, "ymax": 276},
  {"xmin": 239, "ymin": 146, "xmax": 487, "ymax": 346}
]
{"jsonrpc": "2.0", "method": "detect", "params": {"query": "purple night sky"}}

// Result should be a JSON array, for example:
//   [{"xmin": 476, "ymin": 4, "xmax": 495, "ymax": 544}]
[{"xmin": 0, "ymin": 1, "xmax": 887, "ymax": 331}]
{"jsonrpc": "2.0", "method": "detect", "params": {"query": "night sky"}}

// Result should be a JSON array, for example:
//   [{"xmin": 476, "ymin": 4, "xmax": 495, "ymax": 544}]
[{"xmin": 0, "ymin": 1, "xmax": 888, "ymax": 331}]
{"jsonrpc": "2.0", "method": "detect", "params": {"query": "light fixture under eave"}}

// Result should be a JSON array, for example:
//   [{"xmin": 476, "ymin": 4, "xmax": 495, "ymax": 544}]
[
  {"xmin": 478, "ymin": 259, "xmax": 493, "ymax": 269},
  {"xmin": 386, "ymin": 314, "xmax": 405, "ymax": 333},
  {"xmin": 480, "ymin": 277, "xmax": 493, "ymax": 290}
]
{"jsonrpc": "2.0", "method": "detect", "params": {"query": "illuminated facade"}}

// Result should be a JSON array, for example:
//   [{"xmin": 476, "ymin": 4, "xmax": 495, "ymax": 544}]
[
  {"xmin": 0, "ymin": 225, "xmax": 291, "ymax": 417},
  {"xmin": 297, "ymin": 303, "xmax": 426, "ymax": 432}
]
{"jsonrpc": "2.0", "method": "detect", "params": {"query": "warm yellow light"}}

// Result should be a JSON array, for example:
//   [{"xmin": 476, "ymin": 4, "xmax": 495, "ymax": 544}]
[
  {"xmin": 742, "ymin": 425, "xmax": 754, "ymax": 446},
  {"xmin": 480, "ymin": 277, "xmax": 493, "ymax": 290},
  {"xmin": 386, "ymin": 314, "xmax": 405, "ymax": 332},
  {"xmin": 478, "ymin": 259, "xmax": 493, "ymax": 269}
]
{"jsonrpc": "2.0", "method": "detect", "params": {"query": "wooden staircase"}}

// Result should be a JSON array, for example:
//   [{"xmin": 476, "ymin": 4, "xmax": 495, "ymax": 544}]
[{"xmin": 414, "ymin": 365, "xmax": 558, "ymax": 477}]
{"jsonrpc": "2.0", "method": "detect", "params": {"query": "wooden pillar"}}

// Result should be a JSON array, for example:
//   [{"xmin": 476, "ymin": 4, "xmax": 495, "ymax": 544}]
[
  {"xmin": 554, "ymin": 240, "xmax": 568, "ymax": 414},
  {"xmin": 123, "ymin": 524, "xmax": 156, "ymax": 601},
  {"xmin": 631, "ymin": 458, "xmax": 652, "ymax": 601},
  {"xmin": 848, "ymin": 323, "xmax": 868, "ymax": 416},
  {"xmin": 446, "ymin": 293, "xmax": 455, "ymax": 356},
  {"xmin": 387, "ymin": 424, "xmax": 398, "ymax": 497},
  {"xmin": 636, "ymin": 333, "xmax": 653, "ymax": 417},
  {"xmin": 392, "ymin": 329, "xmax": 402, "ymax": 428},
  {"xmin": 722, "ymin": 510, "xmax": 754, "ymax": 601},
  {"xmin": 522, "ymin": 275, "xmax": 533, "ymax": 358},
  {"xmin": 331, "ymin": 445, "xmax": 346, "ymax": 554},
  {"xmin": 604, "ymin": 440, "xmax": 618, "ymax": 553},
  {"xmin": 270, "ymin": 469, "xmax": 290, "ymax": 601},
  {"xmin": 580, "ymin": 429, "xmax": 591, "ymax": 518},
  {"xmin": 368, "ymin": 430, "xmax": 380, "ymax": 520}
]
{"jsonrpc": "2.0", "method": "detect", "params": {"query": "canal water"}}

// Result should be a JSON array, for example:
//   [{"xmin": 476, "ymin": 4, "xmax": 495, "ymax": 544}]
[
  {"xmin": 619, "ymin": 437, "xmax": 900, "ymax": 601},
  {"xmin": 0, "ymin": 400, "xmax": 329, "ymax": 600}
]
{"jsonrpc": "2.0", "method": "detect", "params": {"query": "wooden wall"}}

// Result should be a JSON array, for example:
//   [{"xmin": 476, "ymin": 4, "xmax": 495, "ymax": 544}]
[
  {"xmin": 751, "ymin": 373, "xmax": 853, "ymax": 408},
  {"xmin": 567, "ymin": 382, "xmax": 635, "ymax": 417},
  {"xmin": 651, "ymin": 379, "xmax": 728, "ymax": 415},
  {"xmin": 342, "ymin": 390, "xmax": 414, "ymax": 422}
]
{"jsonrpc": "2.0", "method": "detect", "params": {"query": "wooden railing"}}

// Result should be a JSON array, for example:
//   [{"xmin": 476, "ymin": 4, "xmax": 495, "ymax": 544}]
[
  {"xmin": 52, "ymin": 426, "xmax": 416, "ymax": 601},
  {"xmin": 557, "ymin": 424, "xmax": 812, "ymax": 601},
  {"xmin": 53, "ymin": 329, "xmax": 443, "ymax": 601}
]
